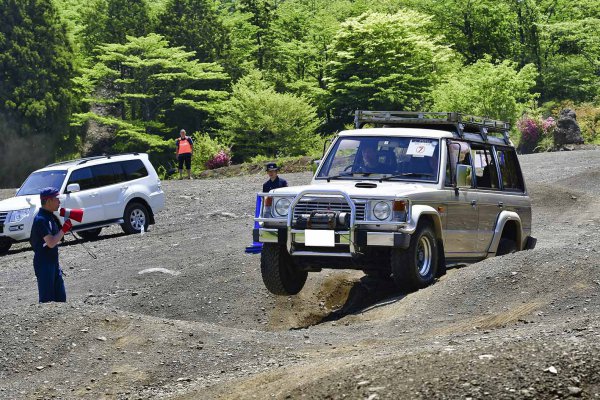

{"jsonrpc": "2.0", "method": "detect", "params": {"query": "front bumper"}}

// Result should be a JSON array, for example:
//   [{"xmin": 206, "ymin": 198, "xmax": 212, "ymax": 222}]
[{"xmin": 254, "ymin": 228, "xmax": 410, "ymax": 249}]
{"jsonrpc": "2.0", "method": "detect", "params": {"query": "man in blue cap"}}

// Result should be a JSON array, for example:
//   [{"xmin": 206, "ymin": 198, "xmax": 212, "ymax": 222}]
[
  {"xmin": 30, "ymin": 187, "xmax": 73, "ymax": 303},
  {"xmin": 262, "ymin": 162, "xmax": 288, "ymax": 192}
]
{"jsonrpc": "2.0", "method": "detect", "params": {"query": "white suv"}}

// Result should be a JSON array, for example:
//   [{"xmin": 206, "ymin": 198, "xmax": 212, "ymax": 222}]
[{"xmin": 0, "ymin": 153, "xmax": 165, "ymax": 254}]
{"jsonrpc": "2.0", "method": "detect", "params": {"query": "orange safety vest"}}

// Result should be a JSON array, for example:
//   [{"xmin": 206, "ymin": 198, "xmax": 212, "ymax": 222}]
[{"xmin": 177, "ymin": 137, "xmax": 192, "ymax": 155}]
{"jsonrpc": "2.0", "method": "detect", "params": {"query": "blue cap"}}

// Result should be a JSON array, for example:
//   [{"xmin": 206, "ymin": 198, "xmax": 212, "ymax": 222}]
[
  {"xmin": 39, "ymin": 187, "xmax": 60, "ymax": 199},
  {"xmin": 266, "ymin": 162, "xmax": 279, "ymax": 171}
]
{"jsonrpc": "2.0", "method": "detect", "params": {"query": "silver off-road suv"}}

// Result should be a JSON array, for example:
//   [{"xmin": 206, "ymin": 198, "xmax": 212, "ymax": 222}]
[{"xmin": 254, "ymin": 111, "xmax": 535, "ymax": 295}]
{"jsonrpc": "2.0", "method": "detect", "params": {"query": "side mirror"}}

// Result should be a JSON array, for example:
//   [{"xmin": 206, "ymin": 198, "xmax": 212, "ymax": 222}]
[
  {"xmin": 66, "ymin": 183, "xmax": 81, "ymax": 193},
  {"xmin": 311, "ymin": 159, "xmax": 321, "ymax": 174},
  {"xmin": 456, "ymin": 165, "xmax": 472, "ymax": 188}
]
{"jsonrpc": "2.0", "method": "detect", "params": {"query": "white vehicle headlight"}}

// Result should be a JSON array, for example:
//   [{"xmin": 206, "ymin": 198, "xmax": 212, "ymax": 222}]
[
  {"xmin": 274, "ymin": 198, "xmax": 291, "ymax": 217},
  {"xmin": 9, "ymin": 208, "xmax": 30, "ymax": 223},
  {"xmin": 372, "ymin": 201, "xmax": 391, "ymax": 221}
]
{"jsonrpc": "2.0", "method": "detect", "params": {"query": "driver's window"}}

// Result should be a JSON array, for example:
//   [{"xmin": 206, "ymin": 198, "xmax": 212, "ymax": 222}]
[{"xmin": 445, "ymin": 141, "xmax": 472, "ymax": 187}]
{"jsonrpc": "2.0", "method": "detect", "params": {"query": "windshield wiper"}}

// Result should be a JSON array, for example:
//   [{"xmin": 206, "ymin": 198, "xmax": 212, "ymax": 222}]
[
  {"xmin": 380, "ymin": 172, "xmax": 433, "ymax": 181},
  {"xmin": 326, "ymin": 172, "xmax": 375, "ymax": 182}
]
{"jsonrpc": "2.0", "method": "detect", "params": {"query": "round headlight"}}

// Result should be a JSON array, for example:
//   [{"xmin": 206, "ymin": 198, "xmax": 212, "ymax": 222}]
[
  {"xmin": 373, "ymin": 201, "xmax": 391, "ymax": 220},
  {"xmin": 274, "ymin": 198, "xmax": 291, "ymax": 217}
]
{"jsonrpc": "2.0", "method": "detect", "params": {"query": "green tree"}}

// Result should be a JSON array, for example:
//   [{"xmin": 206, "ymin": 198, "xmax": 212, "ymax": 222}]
[
  {"xmin": 73, "ymin": 33, "xmax": 229, "ymax": 164},
  {"xmin": 327, "ymin": 10, "xmax": 457, "ymax": 124},
  {"xmin": 156, "ymin": 0, "xmax": 228, "ymax": 62},
  {"xmin": 432, "ymin": 57, "xmax": 538, "ymax": 123},
  {"xmin": 0, "ymin": 0, "xmax": 76, "ymax": 187},
  {"xmin": 80, "ymin": 0, "xmax": 151, "ymax": 55},
  {"xmin": 219, "ymin": 70, "xmax": 320, "ymax": 161}
]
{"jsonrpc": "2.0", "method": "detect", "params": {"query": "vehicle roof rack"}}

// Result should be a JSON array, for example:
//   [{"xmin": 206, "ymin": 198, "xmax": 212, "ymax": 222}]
[
  {"xmin": 46, "ymin": 153, "xmax": 141, "ymax": 167},
  {"xmin": 354, "ymin": 110, "xmax": 511, "ymax": 144}
]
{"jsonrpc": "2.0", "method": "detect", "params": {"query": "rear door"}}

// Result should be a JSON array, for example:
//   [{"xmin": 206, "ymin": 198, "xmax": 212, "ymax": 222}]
[
  {"xmin": 471, "ymin": 143, "xmax": 503, "ymax": 253},
  {"xmin": 444, "ymin": 140, "xmax": 481, "ymax": 258},
  {"xmin": 91, "ymin": 162, "xmax": 126, "ymax": 220},
  {"xmin": 62, "ymin": 167, "xmax": 106, "ymax": 223}
]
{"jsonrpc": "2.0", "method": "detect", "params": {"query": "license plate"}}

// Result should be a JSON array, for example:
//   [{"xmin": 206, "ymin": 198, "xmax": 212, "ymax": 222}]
[{"xmin": 305, "ymin": 229, "xmax": 335, "ymax": 247}]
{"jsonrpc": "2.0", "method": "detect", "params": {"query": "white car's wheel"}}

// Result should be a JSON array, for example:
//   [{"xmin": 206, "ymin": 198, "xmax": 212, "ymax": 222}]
[{"xmin": 121, "ymin": 202, "xmax": 149, "ymax": 234}]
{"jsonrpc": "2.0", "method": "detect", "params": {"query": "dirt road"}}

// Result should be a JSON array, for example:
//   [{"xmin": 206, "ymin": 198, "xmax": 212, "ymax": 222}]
[{"xmin": 0, "ymin": 149, "xmax": 599, "ymax": 399}]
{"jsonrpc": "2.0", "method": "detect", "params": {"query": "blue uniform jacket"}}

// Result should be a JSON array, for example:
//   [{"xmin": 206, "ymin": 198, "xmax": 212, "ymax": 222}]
[
  {"xmin": 31, "ymin": 209, "xmax": 60, "ymax": 267},
  {"xmin": 263, "ymin": 176, "xmax": 288, "ymax": 193}
]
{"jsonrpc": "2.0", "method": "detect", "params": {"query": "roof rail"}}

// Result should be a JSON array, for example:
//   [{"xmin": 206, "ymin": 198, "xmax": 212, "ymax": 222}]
[
  {"xmin": 354, "ymin": 110, "xmax": 511, "ymax": 144},
  {"xmin": 46, "ymin": 152, "xmax": 142, "ymax": 167}
]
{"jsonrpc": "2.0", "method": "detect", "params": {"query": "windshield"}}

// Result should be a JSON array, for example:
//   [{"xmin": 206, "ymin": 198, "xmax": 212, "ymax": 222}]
[
  {"xmin": 317, "ymin": 136, "xmax": 440, "ymax": 182},
  {"xmin": 16, "ymin": 170, "xmax": 67, "ymax": 196}
]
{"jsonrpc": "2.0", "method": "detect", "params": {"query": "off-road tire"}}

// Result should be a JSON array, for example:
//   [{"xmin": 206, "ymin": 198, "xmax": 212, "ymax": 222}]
[
  {"xmin": 496, "ymin": 238, "xmax": 517, "ymax": 256},
  {"xmin": 261, "ymin": 243, "xmax": 307, "ymax": 295},
  {"xmin": 391, "ymin": 223, "xmax": 438, "ymax": 292},
  {"xmin": 0, "ymin": 238, "xmax": 12, "ymax": 255},
  {"xmin": 77, "ymin": 228, "xmax": 102, "ymax": 241},
  {"xmin": 121, "ymin": 202, "xmax": 150, "ymax": 234}
]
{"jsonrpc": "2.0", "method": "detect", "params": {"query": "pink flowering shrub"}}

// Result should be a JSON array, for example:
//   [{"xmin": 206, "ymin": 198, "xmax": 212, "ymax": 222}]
[
  {"xmin": 205, "ymin": 150, "xmax": 231, "ymax": 169},
  {"xmin": 517, "ymin": 115, "xmax": 556, "ymax": 143}
]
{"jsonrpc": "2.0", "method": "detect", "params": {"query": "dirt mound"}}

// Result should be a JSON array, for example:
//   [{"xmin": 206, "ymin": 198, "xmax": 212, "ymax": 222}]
[
  {"xmin": 197, "ymin": 157, "xmax": 313, "ymax": 179},
  {"xmin": 1, "ymin": 150, "xmax": 600, "ymax": 399}
]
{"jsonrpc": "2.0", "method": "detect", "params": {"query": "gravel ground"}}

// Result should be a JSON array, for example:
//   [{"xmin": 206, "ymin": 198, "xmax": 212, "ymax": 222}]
[{"xmin": 0, "ymin": 149, "xmax": 599, "ymax": 399}]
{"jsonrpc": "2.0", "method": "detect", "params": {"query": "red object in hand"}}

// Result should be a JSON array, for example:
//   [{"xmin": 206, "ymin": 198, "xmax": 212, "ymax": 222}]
[
  {"xmin": 61, "ymin": 219, "xmax": 73, "ymax": 233},
  {"xmin": 59, "ymin": 208, "xmax": 84, "ymax": 222}
]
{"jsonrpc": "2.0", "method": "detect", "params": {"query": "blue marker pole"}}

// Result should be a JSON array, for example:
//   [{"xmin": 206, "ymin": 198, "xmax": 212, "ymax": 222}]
[{"xmin": 245, "ymin": 194, "xmax": 263, "ymax": 254}]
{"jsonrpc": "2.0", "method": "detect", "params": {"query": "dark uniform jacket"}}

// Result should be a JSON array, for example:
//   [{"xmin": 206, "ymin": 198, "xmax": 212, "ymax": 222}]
[
  {"xmin": 263, "ymin": 176, "xmax": 288, "ymax": 192},
  {"xmin": 31, "ymin": 208, "xmax": 60, "ymax": 267}
]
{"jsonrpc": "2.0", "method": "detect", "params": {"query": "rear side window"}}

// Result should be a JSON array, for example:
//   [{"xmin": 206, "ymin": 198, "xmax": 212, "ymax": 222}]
[
  {"xmin": 91, "ymin": 163, "xmax": 121, "ymax": 187},
  {"xmin": 121, "ymin": 159, "xmax": 148, "ymax": 180},
  {"xmin": 497, "ymin": 148, "xmax": 525, "ymax": 191},
  {"xmin": 67, "ymin": 167, "xmax": 94, "ymax": 191},
  {"xmin": 471, "ymin": 144, "xmax": 499, "ymax": 190}
]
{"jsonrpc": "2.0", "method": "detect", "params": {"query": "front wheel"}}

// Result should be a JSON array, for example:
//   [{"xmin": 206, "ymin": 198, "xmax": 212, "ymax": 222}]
[
  {"xmin": 121, "ymin": 202, "xmax": 150, "ymax": 234},
  {"xmin": 261, "ymin": 243, "xmax": 307, "ymax": 295},
  {"xmin": 391, "ymin": 223, "xmax": 439, "ymax": 292},
  {"xmin": 0, "ymin": 238, "xmax": 12, "ymax": 255}
]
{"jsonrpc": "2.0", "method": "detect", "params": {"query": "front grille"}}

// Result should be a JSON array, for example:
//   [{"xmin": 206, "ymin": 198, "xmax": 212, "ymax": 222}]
[
  {"xmin": 0, "ymin": 212, "xmax": 7, "ymax": 224},
  {"xmin": 293, "ymin": 198, "xmax": 366, "ymax": 221}
]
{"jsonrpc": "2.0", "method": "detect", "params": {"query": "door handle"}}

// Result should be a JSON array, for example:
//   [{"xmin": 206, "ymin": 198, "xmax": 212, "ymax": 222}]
[
  {"xmin": 471, "ymin": 200, "xmax": 477, "ymax": 207},
  {"xmin": 91, "ymin": 192, "xmax": 98, "ymax": 198},
  {"xmin": 498, "ymin": 202, "xmax": 504, "ymax": 208}
]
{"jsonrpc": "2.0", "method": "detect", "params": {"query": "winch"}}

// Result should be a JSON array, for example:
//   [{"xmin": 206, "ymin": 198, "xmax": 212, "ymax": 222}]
[{"xmin": 293, "ymin": 211, "xmax": 350, "ymax": 230}]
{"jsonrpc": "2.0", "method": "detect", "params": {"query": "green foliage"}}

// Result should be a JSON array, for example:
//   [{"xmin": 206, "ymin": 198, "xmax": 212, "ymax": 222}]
[
  {"xmin": 79, "ymin": 0, "xmax": 151, "ymax": 55},
  {"xmin": 218, "ymin": 70, "xmax": 320, "ymax": 161},
  {"xmin": 432, "ymin": 57, "xmax": 539, "ymax": 124},
  {"xmin": 73, "ymin": 33, "xmax": 230, "ymax": 135},
  {"xmin": 190, "ymin": 132, "xmax": 230, "ymax": 172},
  {"xmin": 156, "ymin": 0, "xmax": 228, "ymax": 62},
  {"xmin": 326, "ymin": 10, "xmax": 457, "ymax": 124},
  {"xmin": 0, "ymin": 0, "xmax": 76, "ymax": 187}
]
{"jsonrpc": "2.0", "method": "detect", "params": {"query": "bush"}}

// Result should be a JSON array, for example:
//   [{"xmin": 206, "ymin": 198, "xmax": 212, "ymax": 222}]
[
  {"xmin": 516, "ymin": 114, "xmax": 556, "ymax": 152},
  {"xmin": 191, "ymin": 132, "xmax": 230, "ymax": 173},
  {"xmin": 205, "ymin": 150, "xmax": 232, "ymax": 169}
]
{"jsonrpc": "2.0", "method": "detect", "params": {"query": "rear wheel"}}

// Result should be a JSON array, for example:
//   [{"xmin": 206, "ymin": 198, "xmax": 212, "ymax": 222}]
[
  {"xmin": 391, "ymin": 223, "xmax": 438, "ymax": 292},
  {"xmin": 261, "ymin": 243, "xmax": 307, "ymax": 295},
  {"xmin": 0, "ymin": 238, "xmax": 12, "ymax": 255},
  {"xmin": 496, "ymin": 238, "xmax": 517, "ymax": 256},
  {"xmin": 121, "ymin": 202, "xmax": 150, "ymax": 234},
  {"xmin": 77, "ymin": 228, "xmax": 102, "ymax": 241}
]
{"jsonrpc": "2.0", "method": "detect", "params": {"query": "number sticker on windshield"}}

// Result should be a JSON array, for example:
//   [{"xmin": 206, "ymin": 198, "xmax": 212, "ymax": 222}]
[{"xmin": 407, "ymin": 140, "xmax": 436, "ymax": 157}]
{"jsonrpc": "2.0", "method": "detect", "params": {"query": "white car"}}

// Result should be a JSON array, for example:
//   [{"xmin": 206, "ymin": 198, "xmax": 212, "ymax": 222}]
[{"xmin": 0, "ymin": 153, "xmax": 165, "ymax": 254}]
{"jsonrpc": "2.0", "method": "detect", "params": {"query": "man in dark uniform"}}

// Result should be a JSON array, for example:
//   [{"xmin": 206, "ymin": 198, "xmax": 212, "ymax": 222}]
[
  {"xmin": 262, "ymin": 162, "xmax": 288, "ymax": 192},
  {"xmin": 30, "ymin": 187, "xmax": 73, "ymax": 303}
]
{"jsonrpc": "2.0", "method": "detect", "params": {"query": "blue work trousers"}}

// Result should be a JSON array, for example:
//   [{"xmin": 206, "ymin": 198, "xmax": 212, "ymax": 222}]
[{"xmin": 34, "ymin": 262, "xmax": 66, "ymax": 303}]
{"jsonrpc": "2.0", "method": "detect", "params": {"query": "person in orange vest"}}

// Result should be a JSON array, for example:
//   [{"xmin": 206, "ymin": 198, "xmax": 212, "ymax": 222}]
[{"xmin": 175, "ymin": 129, "xmax": 194, "ymax": 180}]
